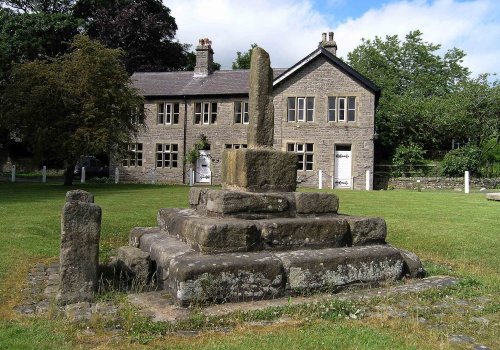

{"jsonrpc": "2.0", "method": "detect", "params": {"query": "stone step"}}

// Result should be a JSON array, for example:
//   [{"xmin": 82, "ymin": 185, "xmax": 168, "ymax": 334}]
[
  {"xmin": 157, "ymin": 208, "xmax": 386, "ymax": 253},
  {"xmin": 168, "ymin": 245, "xmax": 405, "ymax": 306},
  {"xmin": 129, "ymin": 227, "xmax": 421, "ymax": 306}
]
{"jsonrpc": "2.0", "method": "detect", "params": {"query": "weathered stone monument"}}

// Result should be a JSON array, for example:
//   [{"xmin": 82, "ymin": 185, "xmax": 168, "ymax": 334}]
[
  {"xmin": 126, "ymin": 47, "xmax": 425, "ymax": 306},
  {"xmin": 57, "ymin": 190, "xmax": 101, "ymax": 305}
]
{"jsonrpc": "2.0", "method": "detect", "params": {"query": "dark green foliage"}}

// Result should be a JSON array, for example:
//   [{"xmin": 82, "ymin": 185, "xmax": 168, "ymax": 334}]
[
  {"xmin": 347, "ymin": 30, "xmax": 470, "ymax": 157},
  {"xmin": 391, "ymin": 142, "xmax": 426, "ymax": 177},
  {"xmin": 232, "ymin": 43, "xmax": 258, "ymax": 70},
  {"xmin": 0, "ymin": 35, "xmax": 144, "ymax": 185},
  {"xmin": 73, "ymin": 0, "xmax": 190, "ymax": 73},
  {"xmin": 441, "ymin": 145, "xmax": 482, "ymax": 176},
  {"xmin": 0, "ymin": 0, "xmax": 75, "ymax": 13}
]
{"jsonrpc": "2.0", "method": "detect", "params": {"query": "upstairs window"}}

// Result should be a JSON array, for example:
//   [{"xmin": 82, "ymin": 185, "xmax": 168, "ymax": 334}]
[
  {"xmin": 287, "ymin": 142, "xmax": 314, "ymax": 170},
  {"xmin": 288, "ymin": 97, "xmax": 314, "ymax": 122},
  {"xmin": 234, "ymin": 101, "xmax": 249, "ymax": 124},
  {"xmin": 122, "ymin": 143, "xmax": 143, "ymax": 167},
  {"xmin": 328, "ymin": 96, "xmax": 356, "ymax": 122},
  {"xmin": 195, "ymin": 102, "xmax": 217, "ymax": 124},
  {"xmin": 156, "ymin": 143, "xmax": 178, "ymax": 168},
  {"xmin": 157, "ymin": 103, "xmax": 180, "ymax": 125}
]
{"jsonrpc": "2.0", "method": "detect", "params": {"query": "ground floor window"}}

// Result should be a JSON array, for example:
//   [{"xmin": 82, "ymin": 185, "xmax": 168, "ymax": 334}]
[
  {"xmin": 156, "ymin": 143, "xmax": 179, "ymax": 168},
  {"xmin": 287, "ymin": 142, "xmax": 314, "ymax": 170},
  {"xmin": 224, "ymin": 143, "xmax": 247, "ymax": 149},
  {"xmin": 122, "ymin": 143, "xmax": 143, "ymax": 167}
]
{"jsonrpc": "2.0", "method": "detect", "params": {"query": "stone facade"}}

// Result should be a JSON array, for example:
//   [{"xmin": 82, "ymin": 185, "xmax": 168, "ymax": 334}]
[{"xmin": 113, "ymin": 35, "xmax": 378, "ymax": 190}]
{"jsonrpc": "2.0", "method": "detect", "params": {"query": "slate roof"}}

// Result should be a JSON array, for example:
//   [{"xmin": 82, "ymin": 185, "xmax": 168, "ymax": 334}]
[
  {"xmin": 132, "ymin": 48, "xmax": 379, "ymax": 98},
  {"xmin": 132, "ymin": 69, "xmax": 286, "ymax": 98}
]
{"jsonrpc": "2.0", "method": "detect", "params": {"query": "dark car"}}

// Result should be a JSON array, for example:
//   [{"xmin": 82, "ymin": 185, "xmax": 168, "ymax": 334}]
[{"xmin": 74, "ymin": 156, "xmax": 109, "ymax": 178}]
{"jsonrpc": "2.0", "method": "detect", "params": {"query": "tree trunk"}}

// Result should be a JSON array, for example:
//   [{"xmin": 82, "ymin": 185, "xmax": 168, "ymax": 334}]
[{"xmin": 64, "ymin": 164, "xmax": 75, "ymax": 186}]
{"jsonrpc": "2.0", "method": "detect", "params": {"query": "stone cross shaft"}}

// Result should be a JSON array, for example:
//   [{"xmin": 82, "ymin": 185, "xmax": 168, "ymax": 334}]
[{"xmin": 247, "ymin": 47, "xmax": 274, "ymax": 148}]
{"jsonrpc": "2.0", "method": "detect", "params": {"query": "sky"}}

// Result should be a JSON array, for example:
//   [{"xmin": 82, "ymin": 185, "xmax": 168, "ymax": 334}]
[{"xmin": 165, "ymin": 0, "xmax": 500, "ymax": 77}]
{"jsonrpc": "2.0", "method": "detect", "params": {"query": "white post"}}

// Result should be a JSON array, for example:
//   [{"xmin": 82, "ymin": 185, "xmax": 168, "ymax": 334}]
[
  {"xmin": 318, "ymin": 170, "xmax": 323, "ymax": 189},
  {"xmin": 365, "ymin": 170, "xmax": 370, "ymax": 191},
  {"xmin": 189, "ymin": 168, "xmax": 194, "ymax": 186},
  {"xmin": 11, "ymin": 165, "xmax": 15, "ymax": 183},
  {"xmin": 331, "ymin": 174, "xmax": 334, "ymax": 189},
  {"xmin": 81, "ymin": 167, "xmax": 86, "ymax": 183},
  {"xmin": 151, "ymin": 168, "xmax": 156, "ymax": 184},
  {"xmin": 42, "ymin": 166, "xmax": 47, "ymax": 183},
  {"xmin": 464, "ymin": 171, "xmax": 470, "ymax": 194},
  {"xmin": 114, "ymin": 167, "xmax": 119, "ymax": 184},
  {"xmin": 350, "ymin": 177, "xmax": 354, "ymax": 190}
]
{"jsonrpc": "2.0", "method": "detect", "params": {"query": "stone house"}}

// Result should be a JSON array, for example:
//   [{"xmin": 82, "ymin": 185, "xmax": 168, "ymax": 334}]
[{"xmin": 115, "ymin": 32, "xmax": 380, "ymax": 189}]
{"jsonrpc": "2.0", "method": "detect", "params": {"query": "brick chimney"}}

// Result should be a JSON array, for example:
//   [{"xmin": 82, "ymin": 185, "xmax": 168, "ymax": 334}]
[
  {"xmin": 320, "ymin": 32, "xmax": 337, "ymax": 56},
  {"xmin": 194, "ymin": 38, "xmax": 214, "ymax": 77}
]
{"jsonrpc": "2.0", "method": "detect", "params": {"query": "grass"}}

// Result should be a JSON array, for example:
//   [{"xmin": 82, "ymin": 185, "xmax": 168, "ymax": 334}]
[{"xmin": 0, "ymin": 182, "xmax": 499, "ymax": 349}]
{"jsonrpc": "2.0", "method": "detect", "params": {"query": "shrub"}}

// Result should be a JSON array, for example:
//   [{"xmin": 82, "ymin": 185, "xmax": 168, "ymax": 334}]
[
  {"xmin": 441, "ymin": 145, "xmax": 481, "ymax": 176},
  {"xmin": 391, "ymin": 143, "xmax": 426, "ymax": 177}
]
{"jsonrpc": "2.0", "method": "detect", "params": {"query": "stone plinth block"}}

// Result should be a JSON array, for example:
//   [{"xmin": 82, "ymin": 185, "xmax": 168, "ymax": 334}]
[
  {"xmin": 248, "ymin": 47, "xmax": 274, "ymax": 148},
  {"xmin": 294, "ymin": 192, "xmax": 339, "ymax": 215},
  {"xmin": 139, "ymin": 232, "xmax": 194, "ymax": 286},
  {"xmin": 398, "ymin": 248, "xmax": 426, "ymax": 278},
  {"xmin": 158, "ymin": 208, "xmax": 261, "ymax": 254},
  {"xmin": 344, "ymin": 216, "xmax": 387, "ymax": 246},
  {"xmin": 222, "ymin": 148, "xmax": 297, "ymax": 193},
  {"xmin": 486, "ymin": 193, "xmax": 500, "ymax": 201},
  {"xmin": 258, "ymin": 217, "xmax": 348, "ymax": 250},
  {"xmin": 116, "ymin": 246, "xmax": 151, "ymax": 283},
  {"xmin": 65, "ymin": 189, "xmax": 94, "ymax": 203},
  {"xmin": 129, "ymin": 227, "xmax": 162, "ymax": 248},
  {"xmin": 169, "ymin": 252, "xmax": 285, "ymax": 306},
  {"xmin": 276, "ymin": 245, "xmax": 404, "ymax": 292},
  {"xmin": 206, "ymin": 190, "xmax": 291, "ymax": 218},
  {"xmin": 57, "ymin": 201, "xmax": 101, "ymax": 305}
]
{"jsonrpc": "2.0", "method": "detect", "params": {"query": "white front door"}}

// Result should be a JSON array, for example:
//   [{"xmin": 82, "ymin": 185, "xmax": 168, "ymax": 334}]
[
  {"xmin": 195, "ymin": 150, "xmax": 211, "ymax": 183},
  {"xmin": 334, "ymin": 148, "xmax": 352, "ymax": 188}
]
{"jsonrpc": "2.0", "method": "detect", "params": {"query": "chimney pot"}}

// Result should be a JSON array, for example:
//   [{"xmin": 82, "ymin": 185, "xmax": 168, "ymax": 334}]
[
  {"xmin": 322, "ymin": 32, "xmax": 327, "ymax": 42},
  {"xmin": 329, "ymin": 32, "xmax": 334, "ymax": 41}
]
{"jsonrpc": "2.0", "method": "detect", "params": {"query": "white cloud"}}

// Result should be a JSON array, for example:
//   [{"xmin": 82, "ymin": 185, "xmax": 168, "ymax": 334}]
[{"xmin": 166, "ymin": 0, "xmax": 500, "ymax": 76}]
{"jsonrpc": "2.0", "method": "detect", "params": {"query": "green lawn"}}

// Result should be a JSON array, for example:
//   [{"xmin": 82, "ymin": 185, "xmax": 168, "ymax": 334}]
[{"xmin": 0, "ymin": 183, "xmax": 498, "ymax": 349}]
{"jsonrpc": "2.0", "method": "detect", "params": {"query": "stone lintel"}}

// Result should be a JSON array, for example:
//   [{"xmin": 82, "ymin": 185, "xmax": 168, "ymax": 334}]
[{"xmin": 222, "ymin": 148, "xmax": 297, "ymax": 193}]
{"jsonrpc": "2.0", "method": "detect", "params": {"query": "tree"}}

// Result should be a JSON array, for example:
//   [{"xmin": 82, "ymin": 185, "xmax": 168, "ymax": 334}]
[
  {"xmin": 347, "ymin": 31, "xmax": 470, "ymax": 158},
  {"xmin": 0, "ymin": 0, "xmax": 74, "ymax": 13},
  {"xmin": 232, "ymin": 43, "xmax": 258, "ymax": 70},
  {"xmin": 0, "ymin": 35, "xmax": 144, "ymax": 185},
  {"xmin": 74, "ymin": 0, "xmax": 190, "ymax": 73}
]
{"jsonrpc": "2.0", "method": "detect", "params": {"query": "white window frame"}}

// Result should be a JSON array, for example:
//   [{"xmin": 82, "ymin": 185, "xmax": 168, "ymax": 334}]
[
  {"xmin": 156, "ymin": 143, "xmax": 179, "ymax": 168},
  {"xmin": 157, "ymin": 103, "xmax": 180, "ymax": 125},
  {"xmin": 122, "ymin": 143, "xmax": 143, "ymax": 167},
  {"xmin": 287, "ymin": 142, "xmax": 314, "ymax": 171},
  {"xmin": 287, "ymin": 97, "xmax": 314, "ymax": 122},
  {"xmin": 225, "ymin": 143, "xmax": 248, "ymax": 149},
  {"xmin": 329, "ymin": 96, "xmax": 356, "ymax": 123},
  {"xmin": 195, "ymin": 102, "xmax": 217, "ymax": 125},
  {"xmin": 234, "ymin": 101, "xmax": 249, "ymax": 124}
]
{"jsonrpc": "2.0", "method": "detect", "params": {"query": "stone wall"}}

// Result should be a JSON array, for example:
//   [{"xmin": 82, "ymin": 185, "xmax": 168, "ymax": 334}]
[
  {"xmin": 374, "ymin": 176, "xmax": 500, "ymax": 190},
  {"xmin": 112, "ymin": 55, "xmax": 376, "ymax": 190}
]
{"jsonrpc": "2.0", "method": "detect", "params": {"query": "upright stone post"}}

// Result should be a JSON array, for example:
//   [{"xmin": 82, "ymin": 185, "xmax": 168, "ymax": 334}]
[
  {"xmin": 318, "ymin": 170, "xmax": 323, "ymax": 189},
  {"xmin": 464, "ymin": 171, "xmax": 470, "ymax": 194},
  {"xmin": 11, "ymin": 165, "xmax": 15, "ymax": 183},
  {"xmin": 42, "ymin": 166, "xmax": 47, "ymax": 183},
  {"xmin": 81, "ymin": 167, "xmax": 86, "ymax": 183},
  {"xmin": 222, "ymin": 47, "xmax": 297, "ymax": 192},
  {"xmin": 114, "ymin": 167, "xmax": 119, "ymax": 184},
  {"xmin": 365, "ymin": 170, "xmax": 370, "ymax": 191},
  {"xmin": 57, "ymin": 190, "xmax": 101, "ymax": 305}
]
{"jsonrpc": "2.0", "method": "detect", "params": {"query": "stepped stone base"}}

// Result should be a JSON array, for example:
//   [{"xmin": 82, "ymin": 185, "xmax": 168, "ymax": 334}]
[{"xmin": 131, "ymin": 227, "xmax": 408, "ymax": 306}]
